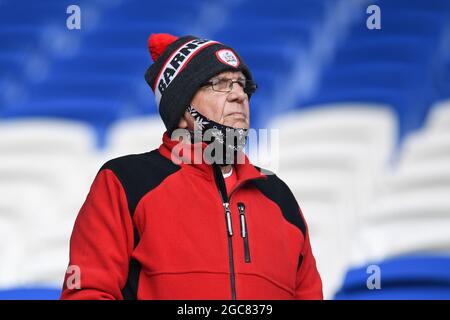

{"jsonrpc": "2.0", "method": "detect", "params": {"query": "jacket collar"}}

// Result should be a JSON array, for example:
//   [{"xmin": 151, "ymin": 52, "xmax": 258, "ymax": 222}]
[{"xmin": 158, "ymin": 131, "xmax": 266, "ymax": 185}]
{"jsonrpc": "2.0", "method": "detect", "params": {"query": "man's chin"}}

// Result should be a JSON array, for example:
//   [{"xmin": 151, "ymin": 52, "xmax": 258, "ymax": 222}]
[{"xmin": 225, "ymin": 120, "xmax": 249, "ymax": 129}]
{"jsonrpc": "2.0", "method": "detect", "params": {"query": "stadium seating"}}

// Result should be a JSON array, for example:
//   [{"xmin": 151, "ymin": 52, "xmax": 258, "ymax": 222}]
[
  {"xmin": 335, "ymin": 255, "xmax": 450, "ymax": 300},
  {"xmin": 105, "ymin": 115, "xmax": 166, "ymax": 158},
  {"xmin": 0, "ymin": 287, "xmax": 62, "ymax": 300},
  {"xmin": 268, "ymin": 104, "xmax": 397, "ymax": 297},
  {"xmin": 425, "ymin": 100, "xmax": 450, "ymax": 133},
  {"xmin": 1, "ymin": 0, "xmax": 450, "ymax": 299}
]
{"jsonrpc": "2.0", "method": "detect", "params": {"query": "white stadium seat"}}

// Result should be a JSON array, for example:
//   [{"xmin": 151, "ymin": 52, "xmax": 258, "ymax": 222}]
[
  {"xmin": 0, "ymin": 118, "xmax": 97, "ymax": 156},
  {"xmin": 399, "ymin": 131, "xmax": 450, "ymax": 166},
  {"xmin": 271, "ymin": 104, "xmax": 398, "ymax": 212},
  {"xmin": 105, "ymin": 116, "xmax": 166, "ymax": 159},
  {"xmin": 426, "ymin": 100, "xmax": 450, "ymax": 133},
  {"xmin": 347, "ymin": 114, "xmax": 450, "ymax": 280},
  {"xmin": 0, "ymin": 156, "xmax": 96, "ymax": 219},
  {"xmin": 268, "ymin": 104, "xmax": 397, "ymax": 298},
  {"xmin": 0, "ymin": 119, "xmax": 100, "ymax": 287},
  {"xmin": 0, "ymin": 161, "xmax": 85, "ymax": 286},
  {"xmin": 354, "ymin": 215, "xmax": 450, "ymax": 266},
  {"xmin": 0, "ymin": 200, "xmax": 25, "ymax": 287},
  {"xmin": 365, "ymin": 188, "xmax": 450, "ymax": 222},
  {"xmin": 270, "ymin": 103, "xmax": 397, "ymax": 166},
  {"xmin": 351, "ymin": 162, "xmax": 450, "ymax": 265},
  {"xmin": 379, "ymin": 161, "xmax": 450, "ymax": 196}
]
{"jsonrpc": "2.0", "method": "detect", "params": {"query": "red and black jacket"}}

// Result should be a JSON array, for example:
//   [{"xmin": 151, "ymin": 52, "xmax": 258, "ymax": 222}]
[{"xmin": 61, "ymin": 132, "xmax": 323, "ymax": 300}]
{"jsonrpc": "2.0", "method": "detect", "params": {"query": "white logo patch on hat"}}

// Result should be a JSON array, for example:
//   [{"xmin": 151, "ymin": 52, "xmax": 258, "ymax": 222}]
[{"xmin": 216, "ymin": 49, "xmax": 240, "ymax": 67}]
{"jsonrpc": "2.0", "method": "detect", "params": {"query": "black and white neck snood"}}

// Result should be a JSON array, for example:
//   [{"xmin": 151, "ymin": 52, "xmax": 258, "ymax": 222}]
[{"xmin": 187, "ymin": 105, "xmax": 248, "ymax": 166}]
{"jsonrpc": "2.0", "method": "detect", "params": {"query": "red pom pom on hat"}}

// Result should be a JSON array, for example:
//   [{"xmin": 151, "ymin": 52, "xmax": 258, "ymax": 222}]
[{"xmin": 148, "ymin": 33, "xmax": 178, "ymax": 62}]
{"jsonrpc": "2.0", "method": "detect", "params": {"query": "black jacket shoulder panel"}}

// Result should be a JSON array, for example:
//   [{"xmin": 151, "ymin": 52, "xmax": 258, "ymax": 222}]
[
  {"xmin": 100, "ymin": 149, "xmax": 181, "ymax": 217},
  {"xmin": 251, "ymin": 169, "xmax": 307, "ymax": 238}
]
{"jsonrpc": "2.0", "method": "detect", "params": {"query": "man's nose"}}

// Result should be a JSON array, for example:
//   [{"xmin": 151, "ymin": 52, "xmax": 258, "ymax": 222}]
[{"xmin": 227, "ymin": 83, "xmax": 247, "ymax": 103}]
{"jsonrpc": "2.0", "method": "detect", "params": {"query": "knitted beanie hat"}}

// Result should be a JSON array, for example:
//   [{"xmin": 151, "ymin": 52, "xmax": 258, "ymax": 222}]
[{"xmin": 144, "ymin": 33, "xmax": 253, "ymax": 133}]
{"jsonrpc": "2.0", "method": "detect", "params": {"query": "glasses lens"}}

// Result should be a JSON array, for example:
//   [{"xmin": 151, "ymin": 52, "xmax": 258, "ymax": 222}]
[
  {"xmin": 209, "ymin": 78, "xmax": 257, "ymax": 95},
  {"xmin": 212, "ymin": 79, "xmax": 231, "ymax": 92}
]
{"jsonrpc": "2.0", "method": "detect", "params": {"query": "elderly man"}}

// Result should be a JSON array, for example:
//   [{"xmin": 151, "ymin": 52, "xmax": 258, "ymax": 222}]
[{"xmin": 61, "ymin": 34, "xmax": 323, "ymax": 300}]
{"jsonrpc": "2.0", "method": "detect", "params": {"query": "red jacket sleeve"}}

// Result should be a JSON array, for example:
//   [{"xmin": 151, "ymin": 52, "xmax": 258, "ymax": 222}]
[
  {"xmin": 60, "ymin": 169, "xmax": 135, "ymax": 300},
  {"xmin": 294, "ymin": 208, "xmax": 323, "ymax": 300}
]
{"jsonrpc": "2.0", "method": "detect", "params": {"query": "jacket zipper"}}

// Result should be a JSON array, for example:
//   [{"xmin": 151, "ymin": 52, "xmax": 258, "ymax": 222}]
[
  {"xmin": 237, "ymin": 202, "xmax": 251, "ymax": 263},
  {"xmin": 224, "ymin": 202, "xmax": 233, "ymax": 236},
  {"xmin": 213, "ymin": 165, "xmax": 237, "ymax": 300},
  {"xmin": 212, "ymin": 165, "xmax": 265, "ymax": 299}
]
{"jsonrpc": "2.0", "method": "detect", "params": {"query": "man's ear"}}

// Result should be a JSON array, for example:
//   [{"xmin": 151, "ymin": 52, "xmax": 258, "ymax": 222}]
[
  {"xmin": 177, "ymin": 111, "xmax": 189, "ymax": 129},
  {"xmin": 178, "ymin": 111, "xmax": 195, "ymax": 130}
]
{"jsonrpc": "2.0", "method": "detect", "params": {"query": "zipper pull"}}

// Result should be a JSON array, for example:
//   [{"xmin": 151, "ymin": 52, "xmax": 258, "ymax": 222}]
[
  {"xmin": 237, "ymin": 202, "xmax": 251, "ymax": 263},
  {"xmin": 224, "ymin": 202, "xmax": 233, "ymax": 236},
  {"xmin": 238, "ymin": 203, "xmax": 247, "ymax": 238}
]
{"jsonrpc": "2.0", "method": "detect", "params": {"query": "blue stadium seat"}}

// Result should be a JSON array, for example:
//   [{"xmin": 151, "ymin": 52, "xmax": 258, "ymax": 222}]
[
  {"xmin": 104, "ymin": 1, "xmax": 203, "ymax": 23},
  {"xmin": 436, "ymin": 55, "xmax": 450, "ymax": 99},
  {"xmin": 335, "ymin": 254, "xmax": 450, "ymax": 300},
  {"xmin": 0, "ymin": 26, "xmax": 43, "ymax": 51},
  {"xmin": 332, "ymin": 38, "xmax": 434, "ymax": 66},
  {"xmin": 0, "ymin": 52, "xmax": 28, "ymax": 78},
  {"xmin": 231, "ymin": 45, "xmax": 294, "ymax": 75},
  {"xmin": 0, "ymin": 287, "xmax": 61, "ymax": 300},
  {"xmin": 376, "ymin": 0, "xmax": 450, "ymax": 12},
  {"xmin": 319, "ymin": 64, "xmax": 425, "ymax": 90},
  {"xmin": 0, "ymin": 2, "xmax": 67, "ymax": 26},
  {"xmin": 28, "ymin": 75, "xmax": 139, "ymax": 101},
  {"xmin": 230, "ymin": 0, "xmax": 329, "ymax": 22},
  {"xmin": 215, "ymin": 18, "xmax": 315, "ymax": 48},
  {"xmin": 251, "ymin": 68, "xmax": 278, "ymax": 95},
  {"xmin": 51, "ymin": 49, "xmax": 148, "ymax": 77},
  {"xmin": 83, "ymin": 24, "xmax": 186, "ymax": 50},
  {"xmin": 347, "ymin": 11, "xmax": 446, "ymax": 41}
]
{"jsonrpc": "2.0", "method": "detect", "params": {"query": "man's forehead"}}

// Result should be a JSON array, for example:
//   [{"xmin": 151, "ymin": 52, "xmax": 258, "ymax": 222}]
[{"xmin": 210, "ymin": 71, "xmax": 245, "ymax": 80}]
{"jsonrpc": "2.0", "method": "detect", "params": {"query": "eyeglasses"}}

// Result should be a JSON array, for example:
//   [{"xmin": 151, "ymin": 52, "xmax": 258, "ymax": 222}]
[{"xmin": 203, "ymin": 78, "xmax": 258, "ymax": 95}]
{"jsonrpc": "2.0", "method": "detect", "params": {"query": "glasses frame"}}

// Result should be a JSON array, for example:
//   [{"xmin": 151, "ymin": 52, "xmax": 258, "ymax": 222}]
[{"xmin": 203, "ymin": 78, "xmax": 258, "ymax": 96}]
